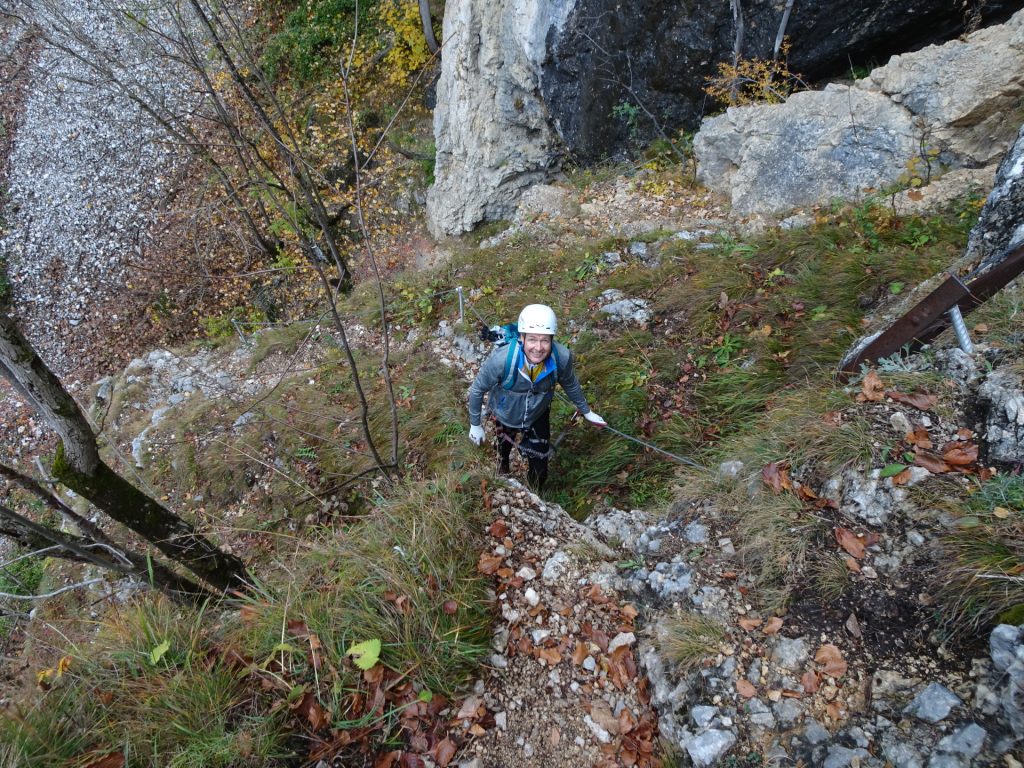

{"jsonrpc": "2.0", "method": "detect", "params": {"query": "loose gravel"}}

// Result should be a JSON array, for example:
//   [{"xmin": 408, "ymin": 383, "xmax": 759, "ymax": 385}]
[{"xmin": 0, "ymin": 1, "xmax": 191, "ymax": 376}]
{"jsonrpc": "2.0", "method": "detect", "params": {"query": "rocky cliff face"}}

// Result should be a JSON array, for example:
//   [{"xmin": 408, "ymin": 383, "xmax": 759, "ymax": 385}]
[
  {"xmin": 695, "ymin": 10, "xmax": 1024, "ymax": 217},
  {"xmin": 425, "ymin": 0, "xmax": 571, "ymax": 238},
  {"xmin": 427, "ymin": 0, "xmax": 1017, "ymax": 237},
  {"xmin": 542, "ymin": 0, "xmax": 1017, "ymax": 163}
]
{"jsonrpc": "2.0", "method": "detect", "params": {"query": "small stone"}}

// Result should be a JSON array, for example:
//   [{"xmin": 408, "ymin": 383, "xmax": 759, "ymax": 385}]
[
  {"xmin": 771, "ymin": 637, "xmax": 809, "ymax": 669},
  {"xmin": 490, "ymin": 654, "xmax": 508, "ymax": 669},
  {"xmin": 823, "ymin": 745, "xmax": 870, "ymax": 768},
  {"xmin": 495, "ymin": 711, "xmax": 507, "ymax": 730},
  {"xmin": 903, "ymin": 682, "xmax": 962, "ymax": 723},
  {"xmin": 684, "ymin": 520, "xmax": 709, "ymax": 543},
  {"xmin": 691, "ymin": 705, "xmax": 719, "ymax": 729},
  {"xmin": 608, "ymin": 632, "xmax": 636, "ymax": 653},
  {"xmin": 542, "ymin": 551, "xmax": 571, "ymax": 582},
  {"xmin": 717, "ymin": 460, "xmax": 745, "ymax": 480},
  {"xmin": 889, "ymin": 412, "xmax": 913, "ymax": 436},
  {"xmin": 582, "ymin": 656, "xmax": 597, "ymax": 672},
  {"xmin": 935, "ymin": 722, "xmax": 986, "ymax": 758},
  {"xmin": 685, "ymin": 729, "xmax": 737, "ymax": 768},
  {"xmin": 524, "ymin": 588, "xmax": 540, "ymax": 607},
  {"xmin": 517, "ymin": 566, "xmax": 537, "ymax": 581}
]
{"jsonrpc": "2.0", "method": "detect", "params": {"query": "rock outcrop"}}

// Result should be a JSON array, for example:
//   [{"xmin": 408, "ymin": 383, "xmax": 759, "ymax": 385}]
[
  {"xmin": 425, "ymin": 0, "xmax": 569, "ymax": 238},
  {"xmin": 695, "ymin": 10, "xmax": 1024, "ymax": 217},
  {"xmin": 961, "ymin": 124, "xmax": 1024, "ymax": 275},
  {"xmin": 428, "ymin": 0, "xmax": 1017, "ymax": 237}
]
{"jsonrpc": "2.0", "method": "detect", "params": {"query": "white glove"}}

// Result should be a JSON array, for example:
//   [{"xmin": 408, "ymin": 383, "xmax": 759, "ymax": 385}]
[
  {"xmin": 584, "ymin": 411, "xmax": 607, "ymax": 427},
  {"xmin": 469, "ymin": 424, "xmax": 486, "ymax": 445}
]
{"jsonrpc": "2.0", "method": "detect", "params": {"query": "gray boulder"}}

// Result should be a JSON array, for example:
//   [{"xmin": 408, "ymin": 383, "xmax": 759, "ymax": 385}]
[
  {"xmin": 695, "ymin": 86, "xmax": 916, "ymax": 216},
  {"xmin": 977, "ymin": 369, "xmax": 1024, "ymax": 464},
  {"xmin": 695, "ymin": 10, "xmax": 1024, "ymax": 217}
]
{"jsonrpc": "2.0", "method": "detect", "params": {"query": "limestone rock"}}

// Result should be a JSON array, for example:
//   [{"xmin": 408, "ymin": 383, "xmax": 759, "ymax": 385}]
[
  {"xmin": 695, "ymin": 10, "xmax": 1024, "ymax": 218},
  {"xmin": 863, "ymin": 13, "xmax": 1024, "ymax": 167},
  {"xmin": 695, "ymin": 86, "xmax": 916, "ymax": 216},
  {"xmin": 426, "ymin": 0, "xmax": 569, "ymax": 237},
  {"xmin": 976, "ymin": 368, "xmax": 1024, "ymax": 464}
]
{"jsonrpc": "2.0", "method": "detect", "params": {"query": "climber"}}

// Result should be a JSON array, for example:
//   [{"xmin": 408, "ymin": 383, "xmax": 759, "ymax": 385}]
[{"xmin": 467, "ymin": 303, "xmax": 606, "ymax": 492}]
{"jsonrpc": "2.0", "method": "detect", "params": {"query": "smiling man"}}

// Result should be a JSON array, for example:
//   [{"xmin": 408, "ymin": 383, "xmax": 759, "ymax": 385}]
[{"xmin": 468, "ymin": 304, "xmax": 606, "ymax": 493}]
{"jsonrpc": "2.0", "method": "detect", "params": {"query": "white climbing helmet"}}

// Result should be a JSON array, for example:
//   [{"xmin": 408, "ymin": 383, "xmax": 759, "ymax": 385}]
[{"xmin": 517, "ymin": 304, "xmax": 557, "ymax": 336}]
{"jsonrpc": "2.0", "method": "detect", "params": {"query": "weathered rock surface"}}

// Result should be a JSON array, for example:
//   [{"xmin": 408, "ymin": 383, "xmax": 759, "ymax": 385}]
[
  {"xmin": 428, "ymin": 0, "xmax": 1017, "ymax": 236},
  {"xmin": 696, "ymin": 10, "xmax": 1024, "ymax": 217},
  {"xmin": 977, "ymin": 368, "xmax": 1024, "ymax": 465},
  {"xmin": 426, "ymin": 0, "xmax": 569, "ymax": 238},
  {"xmin": 961, "ymin": 123, "xmax": 1024, "ymax": 274},
  {"xmin": 695, "ymin": 86, "xmax": 918, "ymax": 217}
]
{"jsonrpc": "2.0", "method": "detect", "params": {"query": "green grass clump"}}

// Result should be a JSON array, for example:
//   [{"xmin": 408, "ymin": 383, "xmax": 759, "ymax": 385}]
[
  {"xmin": 657, "ymin": 612, "xmax": 727, "ymax": 671},
  {"xmin": 938, "ymin": 474, "xmax": 1024, "ymax": 637},
  {"xmin": 1, "ymin": 598, "xmax": 289, "ymax": 768},
  {"xmin": 233, "ymin": 474, "xmax": 492, "ymax": 697},
  {"xmin": 0, "ymin": 550, "xmax": 45, "ymax": 636},
  {"xmin": 1, "ymin": 475, "xmax": 492, "ymax": 766}
]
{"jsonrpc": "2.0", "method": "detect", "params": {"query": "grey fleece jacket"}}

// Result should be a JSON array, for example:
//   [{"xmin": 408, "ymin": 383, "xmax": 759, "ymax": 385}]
[{"xmin": 468, "ymin": 340, "xmax": 592, "ymax": 429}]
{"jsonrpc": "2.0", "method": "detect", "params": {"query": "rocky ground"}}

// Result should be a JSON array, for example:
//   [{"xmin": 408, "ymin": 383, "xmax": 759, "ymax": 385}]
[{"xmin": 3, "ymin": 5, "xmax": 1024, "ymax": 767}]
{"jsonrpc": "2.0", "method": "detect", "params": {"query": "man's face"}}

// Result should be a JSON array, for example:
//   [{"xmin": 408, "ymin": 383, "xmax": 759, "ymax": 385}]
[{"xmin": 523, "ymin": 333, "xmax": 552, "ymax": 365}]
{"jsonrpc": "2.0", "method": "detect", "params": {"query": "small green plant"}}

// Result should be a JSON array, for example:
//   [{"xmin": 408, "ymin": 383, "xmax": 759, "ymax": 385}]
[
  {"xmin": 711, "ymin": 333, "xmax": 743, "ymax": 366},
  {"xmin": 612, "ymin": 100, "xmax": 641, "ymax": 140}
]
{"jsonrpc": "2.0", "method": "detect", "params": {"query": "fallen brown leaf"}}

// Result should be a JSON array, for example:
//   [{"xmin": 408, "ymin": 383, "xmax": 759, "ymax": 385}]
[
  {"xmin": 538, "ymin": 647, "xmax": 561, "ymax": 666},
  {"xmin": 572, "ymin": 642, "xmax": 590, "ymax": 666},
  {"xmin": 856, "ymin": 370, "xmax": 885, "ymax": 402},
  {"xmin": 914, "ymin": 452, "xmax": 951, "ymax": 474},
  {"xmin": 292, "ymin": 690, "xmax": 330, "ymax": 731},
  {"xmin": 736, "ymin": 679, "xmax": 757, "ymax": 699},
  {"xmin": 762, "ymin": 461, "xmax": 793, "ymax": 494},
  {"xmin": 814, "ymin": 644, "xmax": 848, "ymax": 678},
  {"xmin": 891, "ymin": 467, "xmax": 913, "ymax": 486},
  {"xmin": 432, "ymin": 739, "xmax": 457, "ymax": 768},
  {"xmin": 801, "ymin": 670, "xmax": 820, "ymax": 693},
  {"xmin": 738, "ymin": 617, "xmax": 763, "ymax": 631},
  {"xmin": 763, "ymin": 617, "xmax": 784, "ymax": 635},
  {"xmin": 590, "ymin": 700, "xmax": 620, "ymax": 734},
  {"xmin": 456, "ymin": 696, "xmax": 481, "ymax": 721},
  {"xmin": 477, "ymin": 553, "xmax": 503, "ymax": 575},
  {"xmin": 487, "ymin": 519, "xmax": 508, "ymax": 538},
  {"xmin": 885, "ymin": 390, "xmax": 937, "ymax": 411},
  {"xmin": 845, "ymin": 557, "xmax": 861, "ymax": 573},
  {"xmin": 835, "ymin": 527, "xmax": 866, "ymax": 559},
  {"xmin": 943, "ymin": 443, "xmax": 978, "ymax": 466},
  {"xmin": 906, "ymin": 428, "xmax": 933, "ymax": 449}
]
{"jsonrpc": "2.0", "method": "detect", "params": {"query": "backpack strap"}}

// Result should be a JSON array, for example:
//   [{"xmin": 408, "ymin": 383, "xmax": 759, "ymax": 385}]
[{"xmin": 501, "ymin": 341, "xmax": 521, "ymax": 390}]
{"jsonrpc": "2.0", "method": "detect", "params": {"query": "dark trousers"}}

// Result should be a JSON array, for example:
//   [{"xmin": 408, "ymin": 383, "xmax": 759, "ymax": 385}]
[{"xmin": 494, "ymin": 408, "xmax": 551, "ymax": 492}]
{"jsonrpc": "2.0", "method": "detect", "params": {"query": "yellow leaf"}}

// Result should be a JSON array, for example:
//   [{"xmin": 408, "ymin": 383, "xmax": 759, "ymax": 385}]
[{"xmin": 993, "ymin": 507, "xmax": 1010, "ymax": 519}]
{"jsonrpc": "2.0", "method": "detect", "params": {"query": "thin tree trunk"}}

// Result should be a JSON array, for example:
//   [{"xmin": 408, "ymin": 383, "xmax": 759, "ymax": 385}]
[
  {"xmin": 773, "ymin": 0, "xmax": 796, "ymax": 61},
  {"xmin": 418, "ymin": 0, "xmax": 439, "ymax": 54},
  {"xmin": 0, "ymin": 502, "xmax": 209, "ymax": 599},
  {"xmin": 0, "ymin": 311, "xmax": 249, "ymax": 593}
]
